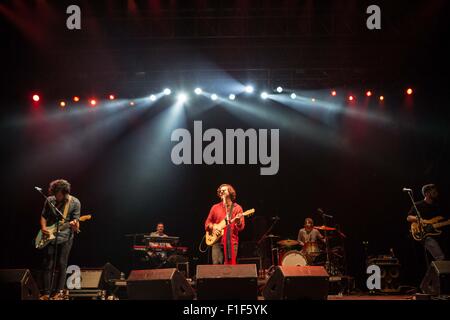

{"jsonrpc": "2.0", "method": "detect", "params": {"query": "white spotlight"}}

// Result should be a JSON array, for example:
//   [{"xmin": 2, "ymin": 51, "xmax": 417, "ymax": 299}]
[
  {"xmin": 149, "ymin": 94, "xmax": 156, "ymax": 101},
  {"xmin": 211, "ymin": 94, "xmax": 218, "ymax": 101},
  {"xmin": 177, "ymin": 93, "xmax": 188, "ymax": 103},
  {"xmin": 290, "ymin": 93, "xmax": 297, "ymax": 99},
  {"xmin": 244, "ymin": 85, "xmax": 254, "ymax": 93},
  {"xmin": 194, "ymin": 88, "xmax": 202, "ymax": 95},
  {"xmin": 261, "ymin": 92, "xmax": 268, "ymax": 100},
  {"xmin": 163, "ymin": 88, "xmax": 171, "ymax": 95},
  {"xmin": 276, "ymin": 86, "xmax": 283, "ymax": 93},
  {"xmin": 229, "ymin": 94, "xmax": 236, "ymax": 100}
]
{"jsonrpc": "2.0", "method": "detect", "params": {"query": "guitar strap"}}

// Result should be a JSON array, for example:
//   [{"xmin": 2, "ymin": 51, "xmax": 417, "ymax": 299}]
[
  {"xmin": 224, "ymin": 203, "xmax": 234, "ymax": 263},
  {"xmin": 61, "ymin": 195, "xmax": 72, "ymax": 221}
]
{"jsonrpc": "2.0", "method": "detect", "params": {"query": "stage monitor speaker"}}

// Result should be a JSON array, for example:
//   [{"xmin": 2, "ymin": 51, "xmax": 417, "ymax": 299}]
[
  {"xmin": 420, "ymin": 261, "xmax": 450, "ymax": 295},
  {"xmin": 77, "ymin": 262, "xmax": 121, "ymax": 290},
  {"xmin": 263, "ymin": 266, "xmax": 329, "ymax": 300},
  {"xmin": 0, "ymin": 269, "xmax": 39, "ymax": 300},
  {"xmin": 127, "ymin": 268, "xmax": 194, "ymax": 300},
  {"xmin": 196, "ymin": 264, "xmax": 257, "ymax": 300}
]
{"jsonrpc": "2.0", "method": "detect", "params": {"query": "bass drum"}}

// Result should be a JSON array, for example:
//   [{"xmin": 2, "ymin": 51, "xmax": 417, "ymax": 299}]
[{"xmin": 280, "ymin": 250, "xmax": 310, "ymax": 266}]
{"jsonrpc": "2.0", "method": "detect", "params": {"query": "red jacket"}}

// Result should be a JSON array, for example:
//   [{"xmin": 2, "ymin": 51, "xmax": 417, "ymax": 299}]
[{"xmin": 204, "ymin": 202, "xmax": 245, "ymax": 245}]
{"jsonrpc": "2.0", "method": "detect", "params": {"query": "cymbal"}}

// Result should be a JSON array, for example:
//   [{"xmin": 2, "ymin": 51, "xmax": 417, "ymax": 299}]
[
  {"xmin": 277, "ymin": 239, "xmax": 299, "ymax": 247},
  {"xmin": 266, "ymin": 234, "xmax": 280, "ymax": 238},
  {"xmin": 314, "ymin": 225, "xmax": 336, "ymax": 231}
]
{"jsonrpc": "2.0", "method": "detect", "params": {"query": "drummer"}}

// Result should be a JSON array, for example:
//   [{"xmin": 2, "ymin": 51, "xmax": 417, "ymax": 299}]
[{"xmin": 297, "ymin": 218, "xmax": 325, "ymax": 249}]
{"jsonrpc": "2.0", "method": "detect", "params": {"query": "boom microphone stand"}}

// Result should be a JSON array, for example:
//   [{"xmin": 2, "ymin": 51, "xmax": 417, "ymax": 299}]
[
  {"xmin": 404, "ymin": 188, "xmax": 429, "ymax": 266},
  {"xmin": 317, "ymin": 209, "xmax": 333, "ymax": 275},
  {"xmin": 35, "ymin": 187, "xmax": 66, "ymax": 296},
  {"xmin": 256, "ymin": 216, "xmax": 280, "ymax": 275}
]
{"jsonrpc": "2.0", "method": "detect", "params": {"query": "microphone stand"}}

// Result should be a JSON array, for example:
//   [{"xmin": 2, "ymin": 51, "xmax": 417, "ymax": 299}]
[
  {"xmin": 35, "ymin": 188, "xmax": 66, "ymax": 297},
  {"xmin": 256, "ymin": 217, "xmax": 279, "ymax": 275},
  {"xmin": 318, "ymin": 209, "xmax": 333, "ymax": 275},
  {"xmin": 405, "ymin": 190, "xmax": 428, "ymax": 266}
]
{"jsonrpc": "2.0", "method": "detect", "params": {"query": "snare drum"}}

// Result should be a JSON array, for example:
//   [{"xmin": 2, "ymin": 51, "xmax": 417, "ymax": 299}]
[{"xmin": 280, "ymin": 250, "xmax": 310, "ymax": 266}]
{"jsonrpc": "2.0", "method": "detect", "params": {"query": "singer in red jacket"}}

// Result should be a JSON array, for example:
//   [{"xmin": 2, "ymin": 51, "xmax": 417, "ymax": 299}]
[{"xmin": 204, "ymin": 184, "xmax": 245, "ymax": 265}]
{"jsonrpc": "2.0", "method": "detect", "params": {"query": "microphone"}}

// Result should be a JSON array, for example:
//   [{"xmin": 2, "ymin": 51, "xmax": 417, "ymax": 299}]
[
  {"xmin": 317, "ymin": 208, "xmax": 333, "ymax": 219},
  {"xmin": 403, "ymin": 188, "xmax": 413, "ymax": 192},
  {"xmin": 34, "ymin": 186, "xmax": 42, "ymax": 192}
]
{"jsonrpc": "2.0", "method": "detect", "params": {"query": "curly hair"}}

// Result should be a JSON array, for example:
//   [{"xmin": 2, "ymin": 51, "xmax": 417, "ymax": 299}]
[
  {"xmin": 48, "ymin": 179, "xmax": 71, "ymax": 196},
  {"xmin": 422, "ymin": 184, "xmax": 436, "ymax": 197},
  {"xmin": 217, "ymin": 184, "xmax": 237, "ymax": 201}
]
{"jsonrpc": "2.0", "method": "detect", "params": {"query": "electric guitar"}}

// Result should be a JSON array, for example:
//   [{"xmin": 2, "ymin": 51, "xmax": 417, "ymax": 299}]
[
  {"xmin": 205, "ymin": 209, "xmax": 255, "ymax": 246},
  {"xmin": 410, "ymin": 216, "xmax": 450, "ymax": 241},
  {"xmin": 35, "ymin": 215, "xmax": 92, "ymax": 249}
]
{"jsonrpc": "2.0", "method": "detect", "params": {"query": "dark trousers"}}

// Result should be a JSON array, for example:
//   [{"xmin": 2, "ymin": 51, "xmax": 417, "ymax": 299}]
[
  {"xmin": 423, "ymin": 237, "xmax": 445, "ymax": 261},
  {"xmin": 211, "ymin": 242, "xmax": 238, "ymax": 264},
  {"xmin": 43, "ymin": 237, "xmax": 73, "ymax": 294}
]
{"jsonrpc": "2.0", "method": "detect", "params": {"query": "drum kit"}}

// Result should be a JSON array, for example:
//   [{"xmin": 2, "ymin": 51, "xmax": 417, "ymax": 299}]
[{"xmin": 267, "ymin": 225, "xmax": 346, "ymax": 276}]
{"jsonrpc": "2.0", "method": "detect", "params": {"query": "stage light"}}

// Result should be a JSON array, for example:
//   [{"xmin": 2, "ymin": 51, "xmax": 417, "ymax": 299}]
[
  {"xmin": 406, "ymin": 88, "xmax": 413, "ymax": 95},
  {"xmin": 89, "ymin": 99, "xmax": 97, "ymax": 106},
  {"xmin": 311, "ymin": 98, "xmax": 316, "ymax": 102},
  {"xmin": 379, "ymin": 96, "xmax": 384, "ymax": 101},
  {"xmin": 211, "ymin": 94, "xmax": 218, "ymax": 101},
  {"xmin": 73, "ymin": 96, "xmax": 80, "ymax": 102},
  {"xmin": 276, "ymin": 86, "xmax": 283, "ymax": 93},
  {"xmin": 229, "ymin": 94, "xmax": 236, "ymax": 100},
  {"xmin": 244, "ymin": 85, "xmax": 254, "ymax": 93},
  {"xmin": 194, "ymin": 88, "xmax": 202, "ymax": 95},
  {"xmin": 150, "ymin": 94, "xmax": 156, "ymax": 101},
  {"xmin": 331, "ymin": 90, "xmax": 337, "ymax": 96},
  {"xmin": 177, "ymin": 93, "xmax": 188, "ymax": 103},
  {"xmin": 366, "ymin": 91, "xmax": 372, "ymax": 97},
  {"xmin": 348, "ymin": 95, "xmax": 354, "ymax": 101},
  {"xmin": 109, "ymin": 94, "xmax": 115, "ymax": 100},
  {"xmin": 163, "ymin": 88, "xmax": 171, "ymax": 95},
  {"xmin": 290, "ymin": 93, "xmax": 296, "ymax": 99},
  {"xmin": 261, "ymin": 92, "xmax": 268, "ymax": 99},
  {"xmin": 129, "ymin": 101, "xmax": 135, "ymax": 106},
  {"xmin": 32, "ymin": 94, "xmax": 40, "ymax": 102},
  {"xmin": 59, "ymin": 101, "xmax": 66, "ymax": 108}
]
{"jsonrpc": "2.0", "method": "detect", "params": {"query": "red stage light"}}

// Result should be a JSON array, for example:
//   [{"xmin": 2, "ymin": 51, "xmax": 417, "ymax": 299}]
[
  {"xmin": 331, "ymin": 90, "xmax": 337, "ymax": 96},
  {"xmin": 32, "ymin": 94, "xmax": 40, "ymax": 102},
  {"xmin": 89, "ymin": 99, "xmax": 97, "ymax": 106},
  {"xmin": 73, "ymin": 96, "xmax": 80, "ymax": 102},
  {"xmin": 60, "ymin": 101, "xmax": 66, "ymax": 107},
  {"xmin": 366, "ymin": 91, "xmax": 372, "ymax": 97},
  {"xmin": 109, "ymin": 94, "xmax": 115, "ymax": 100},
  {"xmin": 379, "ymin": 96, "xmax": 384, "ymax": 101},
  {"xmin": 348, "ymin": 95, "xmax": 354, "ymax": 101},
  {"xmin": 406, "ymin": 88, "xmax": 413, "ymax": 95}
]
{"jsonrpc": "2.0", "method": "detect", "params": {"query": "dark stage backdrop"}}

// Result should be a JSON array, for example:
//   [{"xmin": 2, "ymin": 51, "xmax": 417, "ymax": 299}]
[{"xmin": 1, "ymin": 87, "xmax": 449, "ymax": 289}]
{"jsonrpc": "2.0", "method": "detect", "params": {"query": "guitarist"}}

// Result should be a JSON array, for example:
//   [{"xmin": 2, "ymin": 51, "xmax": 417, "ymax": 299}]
[
  {"xmin": 39, "ymin": 179, "xmax": 80, "ymax": 300},
  {"xmin": 204, "ymin": 184, "xmax": 245, "ymax": 265},
  {"xmin": 407, "ymin": 184, "xmax": 445, "ymax": 261}
]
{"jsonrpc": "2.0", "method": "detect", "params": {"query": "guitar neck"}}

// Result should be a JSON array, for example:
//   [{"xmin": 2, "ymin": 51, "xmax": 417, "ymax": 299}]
[{"xmin": 434, "ymin": 219, "xmax": 450, "ymax": 229}]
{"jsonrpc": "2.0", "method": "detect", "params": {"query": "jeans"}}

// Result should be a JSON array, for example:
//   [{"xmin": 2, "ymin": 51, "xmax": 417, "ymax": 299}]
[
  {"xmin": 212, "ymin": 242, "xmax": 238, "ymax": 264},
  {"xmin": 423, "ymin": 237, "xmax": 445, "ymax": 261},
  {"xmin": 43, "ymin": 237, "xmax": 73, "ymax": 294}
]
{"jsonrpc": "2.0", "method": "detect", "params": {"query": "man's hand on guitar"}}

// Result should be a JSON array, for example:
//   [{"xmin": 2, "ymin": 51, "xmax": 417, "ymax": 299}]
[
  {"xmin": 41, "ymin": 227, "xmax": 50, "ymax": 236},
  {"xmin": 70, "ymin": 220, "xmax": 80, "ymax": 232}
]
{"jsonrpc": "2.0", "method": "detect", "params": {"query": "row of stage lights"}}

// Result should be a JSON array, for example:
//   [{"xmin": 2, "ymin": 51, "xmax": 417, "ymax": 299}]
[{"xmin": 31, "ymin": 86, "xmax": 414, "ymax": 108}]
